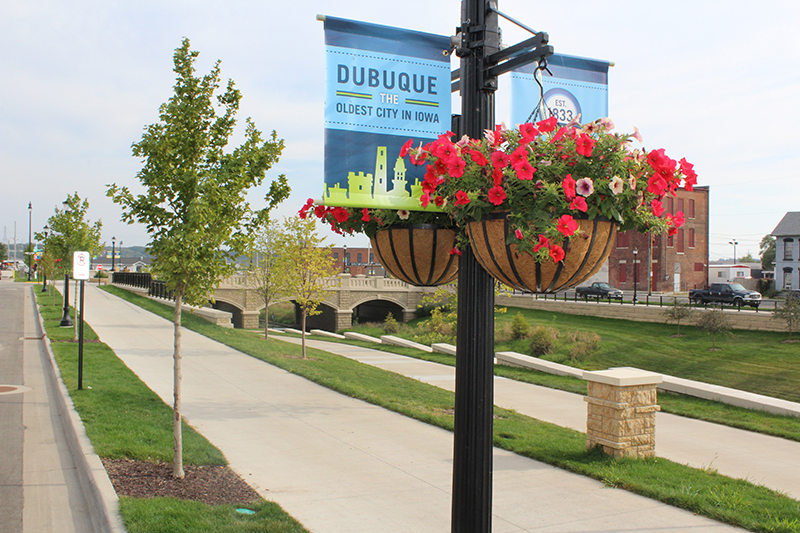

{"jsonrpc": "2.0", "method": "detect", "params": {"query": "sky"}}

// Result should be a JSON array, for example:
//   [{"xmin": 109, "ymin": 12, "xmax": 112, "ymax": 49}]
[{"xmin": 2, "ymin": 0, "xmax": 799, "ymax": 263}]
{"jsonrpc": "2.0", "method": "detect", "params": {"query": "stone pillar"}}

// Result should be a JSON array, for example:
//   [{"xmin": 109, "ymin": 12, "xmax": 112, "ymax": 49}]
[
  {"xmin": 242, "ymin": 311, "xmax": 260, "ymax": 330},
  {"xmin": 402, "ymin": 309, "xmax": 416, "ymax": 323},
  {"xmin": 583, "ymin": 367, "xmax": 662, "ymax": 459},
  {"xmin": 335, "ymin": 310, "xmax": 352, "ymax": 332}
]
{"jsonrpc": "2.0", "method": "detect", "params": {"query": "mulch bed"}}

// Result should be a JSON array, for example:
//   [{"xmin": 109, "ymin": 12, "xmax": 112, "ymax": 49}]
[{"xmin": 102, "ymin": 458, "xmax": 263, "ymax": 506}]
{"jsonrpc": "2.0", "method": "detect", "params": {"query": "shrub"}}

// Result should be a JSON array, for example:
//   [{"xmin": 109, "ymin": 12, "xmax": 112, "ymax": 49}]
[
  {"xmin": 567, "ymin": 331, "xmax": 601, "ymax": 362},
  {"xmin": 510, "ymin": 312, "xmax": 530, "ymax": 340},
  {"xmin": 383, "ymin": 312, "xmax": 400, "ymax": 334},
  {"xmin": 662, "ymin": 300, "xmax": 693, "ymax": 336},
  {"xmin": 771, "ymin": 297, "xmax": 800, "ymax": 339},
  {"xmin": 695, "ymin": 308, "xmax": 732, "ymax": 349},
  {"xmin": 528, "ymin": 325, "xmax": 558, "ymax": 356}
]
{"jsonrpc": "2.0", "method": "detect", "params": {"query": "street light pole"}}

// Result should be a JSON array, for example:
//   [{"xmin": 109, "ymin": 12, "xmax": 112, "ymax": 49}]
[
  {"xmin": 27, "ymin": 202, "xmax": 32, "ymax": 281},
  {"xmin": 41, "ymin": 225, "xmax": 49, "ymax": 292},
  {"xmin": 111, "ymin": 236, "xmax": 116, "ymax": 272},
  {"xmin": 729, "ymin": 239, "xmax": 738, "ymax": 264},
  {"xmin": 59, "ymin": 198, "xmax": 73, "ymax": 327}
]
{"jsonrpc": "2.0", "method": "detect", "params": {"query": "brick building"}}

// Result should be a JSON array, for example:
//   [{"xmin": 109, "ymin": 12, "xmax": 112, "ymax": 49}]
[
  {"xmin": 608, "ymin": 186, "xmax": 709, "ymax": 294},
  {"xmin": 331, "ymin": 246, "xmax": 387, "ymax": 277}
]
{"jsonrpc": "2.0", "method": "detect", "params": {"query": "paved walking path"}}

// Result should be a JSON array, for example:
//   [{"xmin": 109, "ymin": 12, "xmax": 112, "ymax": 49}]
[{"xmin": 74, "ymin": 282, "xmax": 798, "ymax": 532}]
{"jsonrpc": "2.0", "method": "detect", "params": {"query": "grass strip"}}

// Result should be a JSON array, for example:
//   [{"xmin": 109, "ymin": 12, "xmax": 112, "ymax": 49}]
[
  {"xmin": 104, "ymin": 286, "xmax": 800, "ymax": 532},
  {"xmin": 35, "ymin": 287, "xmax": 308, "ymax": 532}
]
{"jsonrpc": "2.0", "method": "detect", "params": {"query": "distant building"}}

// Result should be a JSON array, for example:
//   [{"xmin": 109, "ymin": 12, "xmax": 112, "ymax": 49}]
[
  {"xmin": 331, "ymin": 246, "xmax": 386, "ymax": 277},
  {"xmin": 772, "ymin": 212, "xmax": 800, "ymax": 291},
  {"xmin": 608, "ymin": 186, "xmax": 709, "ymax": 293},
  {"xmin": 708, "ymin": 264, "xmax": 752, "ymax": 283}
]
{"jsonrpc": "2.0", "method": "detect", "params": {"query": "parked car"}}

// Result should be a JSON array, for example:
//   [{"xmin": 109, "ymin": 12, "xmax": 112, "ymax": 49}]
[
  {"xmin": 576, "ymin": 282, "xmax": 624, "ymax": 300},
  {"xmin": 689, "ymin": 283, "xmax": 762, "ymax": 308}
]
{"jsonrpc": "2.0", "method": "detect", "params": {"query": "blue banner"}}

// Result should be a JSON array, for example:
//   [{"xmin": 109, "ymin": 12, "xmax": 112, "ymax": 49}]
[
  {"xmin": 322, "ymin": 16, "xmax": 451, "ymax": 210},
  {"xmin": 511, "ymin": 53, "xmax": 609, "ymax": 127}
]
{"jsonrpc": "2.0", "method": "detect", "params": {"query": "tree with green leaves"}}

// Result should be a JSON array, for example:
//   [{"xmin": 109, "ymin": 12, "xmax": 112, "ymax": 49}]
[
  {"xmin": 695, "ymin": 307, "xmax": 732, "ymax": 350},
  {"xmin": 662, "ymin": 299, "xmax": 693, "ymax": 336},
  {"xmin": 760, "ymin": 235, "xmax": 776, "ymax": 271},
  {"xmin": 107, "ymin": 39, "xmax": 289, "ymax": 479},
  {"xmin": 772, "ymin": 297, "xmax": 800, "ymax": 340},
  {"xmin": 246, "ymin": 219, "xmax": 291, "ymax": 339},
  {"xmin": 0, "ymin": 242, "xmax": 7, "ymax": 262},
  {"xmin": 281, "ymin": 216, "xmax": 337, "ymax": 359}
]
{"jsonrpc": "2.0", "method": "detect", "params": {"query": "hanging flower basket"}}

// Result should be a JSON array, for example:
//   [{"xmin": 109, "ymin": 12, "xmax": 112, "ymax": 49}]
[
  {"xmin": 370, "ymin": 224, "xmax": 459, "ymax": 286},
  {"xmin": 467, "ymin": 213, "xmax": 616, "ymax": 293}
]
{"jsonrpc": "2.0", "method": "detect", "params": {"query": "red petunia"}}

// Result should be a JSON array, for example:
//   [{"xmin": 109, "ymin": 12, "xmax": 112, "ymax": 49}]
[
  {"xmin": 447, "ymin": 156, "xmax": 467, "ymax": 178},
  {"xmin": 569, "ymin": 196, "xmax": 588, "ymax": 213},
  {"xmin": 449, "ymin": 247, "xmax": 462, "ymax": 256},
  {"xmin": 331, "ymin": 207, "xmax": 350, "ymax": 224},
  {"xmin": 488, "ymin": 185, "xmax": 507, "ymax": 206},
  {"xmin": 519, "ymin": 122, "xmax": 540, "ymax": 143},
  {"xmin": 400, "ymin": 138, "xmax": 414, "ymax": 157},
  {"xmin": 420, "ymin": 193, "xmax": 431, "ymax": 208},
  {"xmin": 536, "ymin": 116, "xmax": 558, "ymax": 133},
  {"xmin": 562, "ymin": 174, "xmax": 576, "ymax": 200},
  {"xmin": 510, "ymin": 145, "xmax": 528, "ymax": 169},
  {"xmin": 575, "ymin": 133, "xmax": 595, "ymax": 157},
  {"xmin": 556, "ymin": 214, "xmax": 579, "ymax": 237},
  {"xmin": 515, "ymin": 161, "xmax": 535, "ymax": 181},
  {"xmin": 651, "ymin": 199, "xmax": 665, "ymax": 217},
  {"xmin": 491, "ymin": 151, "xmax": 510, "ymax": 169},
  {"xmin": 434, "ymin": 195, "xmax": 444, "ymax": 207},
  {"xmin": 515, "ymin": 228, "xmax": 524, "ymax": 240},
  {"xmin": 455, "ymin": 190, "xmax": 471, "ymax": 206},
  {"xmin": 492, "ymin": 166, "xmax": 504, "ymax": 186},
  {"xmin": 469, "ymin": 149, "xmax": 489, "ymax": 166},
  {"xmin": 298, "ymin": 198, "xmax": 314, "ymax": 219},
  {"xmin": 361, "ymin": 207, "xmax": 370, "ymax": 222},
  {"xmin": 549, "ymin": 245, "xmax": 566, "ymax": 262},
  {"xmin": 533, "ymin": 234, "xmax": 550, "ymax": 253}
]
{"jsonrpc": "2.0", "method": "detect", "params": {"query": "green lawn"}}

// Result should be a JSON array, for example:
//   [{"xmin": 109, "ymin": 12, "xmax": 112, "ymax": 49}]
[
  {"xmin": 103, "ymin": 285, "xmax": 800, "ymax": 532},
  {"xmin": 35, "ymin": 286, "xmax": 308, "ymax": 532}
]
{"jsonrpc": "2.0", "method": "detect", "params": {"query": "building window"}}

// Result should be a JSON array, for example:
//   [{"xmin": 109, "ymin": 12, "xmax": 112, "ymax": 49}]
[
  {"xmin": 784, "ymin": 269, "xmax": 793, "ymax": 290},
  {"xmin": 667, "ymin": 233, "xmax": 674, "ymax": 248},
  {"xmin": 784, "ymin": 239, "xmax": 794, "ymax": 261},
  {"xmin": 677, "ymin": 198, "xmax": 684, "ymax": 214},
  {"xmin": 665, "ymin": 196, "xmax": 674, "ymax": 214},
  {"xmin": 333, "ymin": 252, "xmax": 339, "ymax": 260},
  {"xmin": 369, "ymin": 253, "xmax": 374, "ymax": 263},
  {"xmin": 357, "ymin": 253, "xmax": 363, "ymax": 263},
  {"xmin": 688, "ymin": 228, "xmax": 695, "ymax": 248},
  {"xmin": 677, "ymin": 229, "xmax": 684, "ymax": 253},
  {"xmin": 616, "ymin": 231, "xmax": 629, "ymax": 248},
  {"xmin": 688, "ymin": 199, "xmax": 696, "ymax": 219},
  {"xmin": 717, "ymin": 271, "xmax": 725, "ymax": 277},
  {"xmin": 694, "ymin": 263, "xmax": 704, "ymax": 272},
  {"xmin": 618, "ymin": 263, "xmax": 627, "ymax": 283}
]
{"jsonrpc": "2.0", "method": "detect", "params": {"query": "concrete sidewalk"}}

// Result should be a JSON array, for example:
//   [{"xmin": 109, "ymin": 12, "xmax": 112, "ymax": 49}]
[{"xmin": 78, "ymin": 283, "xmax": 753, "ymax": 532}]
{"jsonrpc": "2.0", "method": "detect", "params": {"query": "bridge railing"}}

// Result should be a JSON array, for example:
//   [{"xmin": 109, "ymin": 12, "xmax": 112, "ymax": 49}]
[{"xmin": 222, "ymin": 272, "xmax": 421, "ymax": 291}]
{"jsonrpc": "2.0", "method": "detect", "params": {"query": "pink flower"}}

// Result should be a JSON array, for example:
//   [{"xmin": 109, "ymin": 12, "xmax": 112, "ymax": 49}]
[
  {"xmin": 515, "ymin": 228, "xmax": 524, "ymax": 240},
  {"xmin": 455, "ymin": 190, "xmax": 470, "ymax": 207},
  {"xmin": 556, "ymin": 214, "xmax": 579, "ymax": 237},
  {"xmin": 569, "ymin": 196, "xmax": 588, "ymax": 212},
  {"xmin": 631, "ymin": 126, "xmax": 643, "ymax": 143},
  {"xmin": 609, "ymin": 176, "xmax": 625, "ymax": 196},
  {"xmin": 549, "ymin": 244, "xmax": 566, "ymax": 262},
  {"xmin": 576, "ymin": 177, "xmax": 594, "ymax": 196},
  {"xmin": 488, "ymin": 185, "xmax": 507, "ymax": 206}
]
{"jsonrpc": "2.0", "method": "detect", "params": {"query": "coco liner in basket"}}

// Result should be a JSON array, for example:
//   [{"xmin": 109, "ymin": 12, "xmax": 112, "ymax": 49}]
[{"xmin": 370, "ymin": 224, "xmax": 459, "ymax": 287}]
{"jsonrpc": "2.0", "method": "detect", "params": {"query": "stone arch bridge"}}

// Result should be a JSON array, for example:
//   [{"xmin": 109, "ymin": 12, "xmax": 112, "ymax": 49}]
[{"xmin": 212, "ymin": 274, "xmax": 437, "ymax": 331}]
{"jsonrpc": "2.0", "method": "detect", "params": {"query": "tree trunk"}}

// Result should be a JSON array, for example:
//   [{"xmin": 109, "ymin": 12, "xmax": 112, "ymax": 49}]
[
  {"xmin": 172, "ymin": 289, "xmax": 185, "ymax": 479},
  {"xmin": 264, "ymin": 294, "xmax": 270, "ymax": 340},
  {"xmin": 301, "ymin": 310, "xmax": 307, "ymax": 359}
]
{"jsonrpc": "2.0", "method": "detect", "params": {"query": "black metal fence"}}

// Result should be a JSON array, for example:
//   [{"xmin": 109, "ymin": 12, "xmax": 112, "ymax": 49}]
[
  {"xmin": 111, "ymin": 271, "xmax": 175, "ymax": 302},
  {"xmin": 522, "ymin": 290, "xmax": 780, "ymax": 312}
]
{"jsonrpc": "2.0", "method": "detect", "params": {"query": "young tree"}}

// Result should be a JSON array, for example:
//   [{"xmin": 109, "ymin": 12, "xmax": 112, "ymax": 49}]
[
  {"xmin": 760, "ymin": 235, "xmax": 776, "ymax": 271},
  {"xmin": 107, "ymin": 39, "xmax": 288, "ymax": 479},
  {"xmin": 246, "ymin": 219, "xmax": 290, "ymax": 339},
  {"xmin": 695, "ymin": 307, "xmax": 732, "ymax": 350},
  {"xmin": 771, "ymin": 297, "xmax": 800, "ymax": 340},
  {"xmin": 282, "ymin": 216, "xmax": 337, "ymax": 359},
  {"xmin": 662, "ymin": 300, "xmax": 693, "ymax": 336},
  {"xmin": 0, "ymin": 242, "xmax": 7, "ymax": 262}
]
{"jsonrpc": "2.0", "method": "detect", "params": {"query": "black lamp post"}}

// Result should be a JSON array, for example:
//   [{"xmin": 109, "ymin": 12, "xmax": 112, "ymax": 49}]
[
  {"xmin": 111, "ymin": 236, "xmax": 116, "ymax": 272},
  {"xmin": 342, "ymin": 244, "xmax": 347, "ymax": 273},
  {"xmin": 59, "ymin": 198, "xmax": 73, "ymax": 327},
  {"xmin": 41, "ymin": 224, "xmax": 49, "ymax": 292},
  {"xmin": 633, "ymin": 248, "xmax": 639, "ymax": 304},
  {"xmin": 27, "ymin": 202, "xmax": 32, "ymax": 281}
]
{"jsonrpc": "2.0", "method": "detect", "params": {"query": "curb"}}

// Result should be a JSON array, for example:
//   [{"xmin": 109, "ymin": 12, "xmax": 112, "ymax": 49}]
[{"xmin": 32, "ymin": 286, "xmax": 127, "ymax": 533}]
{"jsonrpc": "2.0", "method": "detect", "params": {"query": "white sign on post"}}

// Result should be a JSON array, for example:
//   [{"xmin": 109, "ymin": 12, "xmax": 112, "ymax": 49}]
[{"xmin": 73, "ymin": 251, "xmax": 91, "ymax": 281}]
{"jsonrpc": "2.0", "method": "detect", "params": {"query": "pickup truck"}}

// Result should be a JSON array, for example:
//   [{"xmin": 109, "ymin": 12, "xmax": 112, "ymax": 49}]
[
  {"xmin": 575, "ymin": 282, "xmax": 624, "ymax": 300},
  {"xmin": 689, "ymin": 283, "xmax": 762, "ymax": 308}
]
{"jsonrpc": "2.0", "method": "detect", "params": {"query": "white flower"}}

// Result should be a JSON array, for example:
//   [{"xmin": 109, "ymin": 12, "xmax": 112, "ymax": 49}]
[
  {"xmin": 397, "ymin": 209, "xmax": 410, "ymax": 220},
  {"xmin": 576, "ymin": 177, "xmax": 594, "ymax": 197},
  {"xmin": 609, "ymin": 176, "xmax": 625, "ymax": 196}
]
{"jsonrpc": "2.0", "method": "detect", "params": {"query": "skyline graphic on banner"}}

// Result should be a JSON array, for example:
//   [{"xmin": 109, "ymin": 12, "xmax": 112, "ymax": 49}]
[{"xmin": 322, "ymin": 16, "xmax": 450, "ymax": 210}]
